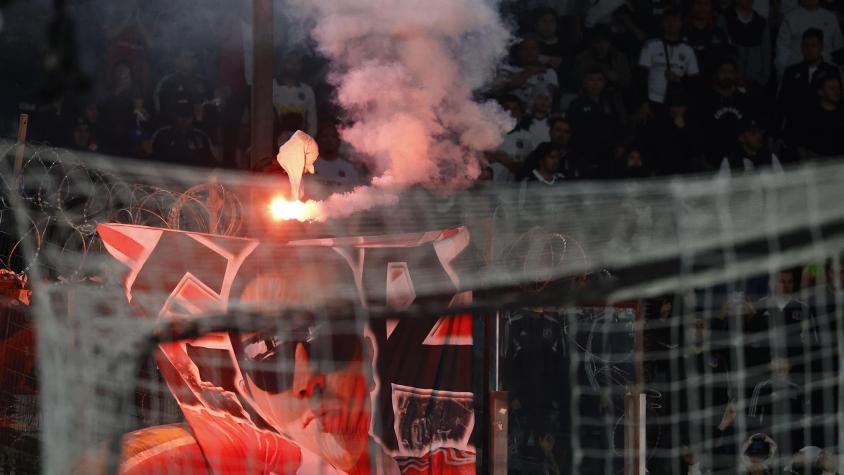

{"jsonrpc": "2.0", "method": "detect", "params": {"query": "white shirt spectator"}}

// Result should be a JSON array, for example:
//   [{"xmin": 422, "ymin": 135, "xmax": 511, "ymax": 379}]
[
  {"xmin": 527, "ymin": 117, "xmax": 551, "ymax": 144},
  {"xmin": 776, "ymin": 6, "xmax": 844, "ymax": 73},
  {"xmin": 639, "ymin": 39, "xmax": 700, "ymax": 103},
  {"xmin": 272, "ymin": 81, "xmax": 318, "ymax": 137},
  {"xmin": 497, "ymin": 64, "xmax": 559, "ymax": 107},
  {"xmin": 312, "ymin": 158, "xmax": 360, "ymax": 187},
  {"xmin": 492, "ymin": 129, "xmax": 535, "ymax": 184},
  {"xmin": 303, "ymin": 157, "xmax": 361, "ymax": 200}
]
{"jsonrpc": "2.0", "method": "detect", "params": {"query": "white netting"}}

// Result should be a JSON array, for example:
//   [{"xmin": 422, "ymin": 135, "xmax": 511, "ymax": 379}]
[{"xmin": 1, "ymin": 142, "xmax": 843, "ymax": 474}]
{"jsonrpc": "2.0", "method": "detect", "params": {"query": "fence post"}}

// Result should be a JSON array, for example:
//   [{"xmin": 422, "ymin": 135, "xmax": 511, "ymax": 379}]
[{"xmin": 14, "ymin": 114, "xmax": 29, "ymax": 189}]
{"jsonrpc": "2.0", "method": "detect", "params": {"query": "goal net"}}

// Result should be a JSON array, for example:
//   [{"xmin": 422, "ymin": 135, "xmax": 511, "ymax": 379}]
[{"xmin": 1, "ymin": 141, "xmax": 843, "ymax": 475}]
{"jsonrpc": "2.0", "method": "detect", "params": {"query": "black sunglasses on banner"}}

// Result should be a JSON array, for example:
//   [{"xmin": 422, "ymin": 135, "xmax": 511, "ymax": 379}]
[{"xmin": 235, "ymin": 325, "xmax": 364, "ymax": 394}]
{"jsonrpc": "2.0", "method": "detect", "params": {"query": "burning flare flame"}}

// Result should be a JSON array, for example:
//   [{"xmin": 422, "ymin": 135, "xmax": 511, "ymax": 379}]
[
  {"xmin": 268, "ymin": 197, "xmax": 322, "ymax": 222},
  {"xmin": 269, "ymin": 131, "xmax": 325, "ymax": 222}
]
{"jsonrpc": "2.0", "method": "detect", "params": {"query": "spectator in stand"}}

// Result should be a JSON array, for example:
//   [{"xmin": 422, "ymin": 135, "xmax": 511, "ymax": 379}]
[
  {"xmin": 775, "ymin": 0, "xmax": 844, "ymax": 76},
  {"xmin": 808, "ymin": 259, "xmax": 844, "ymax": 450},
  {"xmin": 719, "ymin": 119, "xmax": 783, "ymax": 175},
  {"xmin": 532, "ymin": 7, "xmax": 574, "ymax": 90},
  {"xmin": 151, "ymin": 99, "xmax": 217, "ymax": 168},
  {"xmin": 526, "ymin": 91, "xmax": 554, "ymax": 143},
  {"xmin": 805, "ymin": 259, "xmax": 841, "ymax": 449},
  {"xmin": 566, "ymin": 66, "xmax": 622, "ymax": 178},
  {"xmin": 795, "ymin": 75, "xmax": 844, "ymax": 158},
  {"xmin": 778, "ymin": 29, "xmax": 841, "ymax": 151},
  {"xmin": 105, "ymin": 8, "xmax": 152, "ymax": 98},
  {"xmin": 273, "ymin": 52, "xmax": 318, "ymax": 137},
  {"xmin": 747, "ymin": 358, "xmax": 811, "ymax": 456},
  {"xmin": 700, "ymin": 58, "xmax": 759, "ymax": 165},
  {"xmin": 611, "ymin": 1, "xmax": 652, "ymax": 61},
  {"xmin": 502, "ymin": 308, "xmax": 567, "ymax": 468},
  {"xmin": 614, "ymin": 143, "xmax": 654, "ymax": 178},
  {"xmin": 521, "ymin": 142, "xmax": 566, "ymax": 184},
  {"xmin": 641, "ymin": 86, "xmax": 709, "ymax": 176},
  {"xmin": 584, "ymin": 0, "xmax": 627, "ymax": 30},
  {"xmin": 810, "ymin": 257, "xmax": 844, "ymax": 323},
  {"xmin": 306, "ymin": 124, "xmax": 360, "ymax": 198},
  {"xmin": 682, "ymin": 0, "xmax": 734, "ymax": 76},
  {"xmin": 584, "ymin": 0, "xmax": 648, "ymax": 57},
  {"xmin": 533, "ymin": 8, "xmax": 565, "ymax": 70},
  {"xmin": 752, "ymin": 269, "xmax": 814, "ymax": 376},
  {"xmin": 494, "ymin": 36, "xmax": 560, "ymax": 107},
  {"xmin": 99, "ymin": 62, "xmax": 147, "ymax": 156},
  {"xmin": 630, "ymin": 0, "xmax": 673, "ymax": 38},
  {"xmin": 275, "ymin": 111, "xmax": 306, "ymax": 150},
  {"xmin": 126, "ymin": 96, "xmax": 154, "ymax": 160},
  {"xmin": 152, "ymin": 48, "xmax": 212, "ymax": 124},
  {"xmin": 487, "ymin": 95, "xmax": 536, "ymax": 184},
  {"xmin": 68, "ymin": 117, "xmax": 98, "ymax": 153},
  {"xmin": 720, "ymin": 0, "xmax": 772, "ymax": 91},
  {"xmin": 244, "ymin": 110, "xmax": 311, "ymax": 173},
  {"xmin": 573, "ymin": 26, "xmax": 633, "ymax": 117},
  {"xmin": 548, "ymin": 117, "xmax": 586, "ymax": 178},
  {"xmin": 639, "ymin": 9, "xmax": 700, "ymax": 109}
]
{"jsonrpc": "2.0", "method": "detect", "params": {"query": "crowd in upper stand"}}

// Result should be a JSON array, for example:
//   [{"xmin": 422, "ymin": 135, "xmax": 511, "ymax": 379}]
[
  {"xmin": 493, "ymin": 0, "xmax": 844, "ymax": 185},
  {"xmin": 2, "ymin": 1, "xmax": 844, "ymax": 474},
  {"xmin": 2, "ymin": 0, "xmax": 843, "ymax": 191}
]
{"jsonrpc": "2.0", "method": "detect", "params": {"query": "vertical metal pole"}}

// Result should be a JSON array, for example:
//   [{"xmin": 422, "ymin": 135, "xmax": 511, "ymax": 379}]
[
  {"xmin": 14, "ymin": 114, "xmax": 29, "ymax": 189},
  {"xmin": 493, "ymin": 311, "xmax": 500, "ymax": 390},
  {"xmin": 624, "ymin": 390, "xmax": 646, "ymax": 475},
  {"xmin": 626, "ymin": 303, "xmax": 647, "ymax": 475},
  {"xmin": 251, "ymin": 0, "xmax": 274, "ymax": 170},
  {"xmin": 472, "ymin": 312, "xmax": 487, "ymax": 475},
  {"xmin": 486, "ymin": 310, "xmax": 508, "ymax": 475}
]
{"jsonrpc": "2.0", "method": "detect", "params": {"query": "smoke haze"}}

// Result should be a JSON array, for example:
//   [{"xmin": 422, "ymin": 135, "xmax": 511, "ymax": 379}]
[{"xmin": 285, "ymin": 0, "xmax": 513, "ymax": 218}]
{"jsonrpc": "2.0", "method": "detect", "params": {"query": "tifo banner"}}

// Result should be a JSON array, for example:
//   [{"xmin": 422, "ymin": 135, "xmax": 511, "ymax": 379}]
[{"xmin": 97, "ymin": 223, "xmax": 476, "ymax": 475}]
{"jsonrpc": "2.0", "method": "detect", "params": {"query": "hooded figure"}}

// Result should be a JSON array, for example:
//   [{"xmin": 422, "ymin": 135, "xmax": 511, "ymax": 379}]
[{"xmin": 277, "ymin": 130, "xmax": 319, "ymax": 200}]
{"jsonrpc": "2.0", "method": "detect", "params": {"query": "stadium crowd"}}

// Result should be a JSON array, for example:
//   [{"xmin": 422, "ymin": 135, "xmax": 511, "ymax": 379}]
[
  {"xmin": 2, "ymin": 0, "xmax": 844, "ymax": 185},
  {"xmin": 2, "ymin": 0, "xmax": 844, "ymax": 474}
]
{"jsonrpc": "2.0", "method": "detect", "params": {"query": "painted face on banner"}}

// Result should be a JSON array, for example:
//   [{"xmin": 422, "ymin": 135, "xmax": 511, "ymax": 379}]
[
  {"xmin": 239, "ymin": 326, "xmax": 372, "ymax": 472},
  {"xmin": 234, "ymin": 269, "xmax": 374, "ymax": 473}
]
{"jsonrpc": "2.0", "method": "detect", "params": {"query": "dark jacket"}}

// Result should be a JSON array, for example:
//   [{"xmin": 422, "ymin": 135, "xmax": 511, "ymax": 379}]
[
  {"xmin": 566, "ymin": 94, "xmax": 621, "ymax": 177},
  {"xmin": 642, "ymin": 113, "xmax": 709, "ymax": 175},
  {"xmin": 699, "ymin": 89, "xmax": 758, "ymax": 164},
  {"xmin": 721, "ymin": 10, "xmax": 771, "ymax": 86},
  {"xmin": 151, "ymin": 126, "xmax": 217, "ymax": 168},
  {"xmin": 778, "ymin": 61, "xmax": 841, "ymax": 142},
  {"xmin": 798, "ymin": 103, "xmax": 844, "ymax": 157}
]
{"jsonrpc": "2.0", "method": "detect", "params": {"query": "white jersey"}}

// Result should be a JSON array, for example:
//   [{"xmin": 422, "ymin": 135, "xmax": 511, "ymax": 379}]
[
  {"xmin": 639, "ymin": 39, "xmax": 700, "ymax": 103},
  {"xmin": 492, "ymin": 129, "xmax": 535, "ymax": 184},
  {"xmin": 527, "ymin": 117, "xmax": 551, "ymax": 144},
  {"xmin": 312, "ymin": 158, "xmax": 360, "ymax": 187},
  {"xmin": 272, "ymin": 81, "xmax": 318, "ymax": 136},
  {"xmin": 498, "ymin": 64, "xmax": 559, "ymax": 106}
]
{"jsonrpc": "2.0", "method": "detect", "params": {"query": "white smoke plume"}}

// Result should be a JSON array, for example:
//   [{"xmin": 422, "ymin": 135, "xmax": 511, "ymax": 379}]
[{"xmin": 286, "ymin": 0, "xmax": 513, "ymax": 219}]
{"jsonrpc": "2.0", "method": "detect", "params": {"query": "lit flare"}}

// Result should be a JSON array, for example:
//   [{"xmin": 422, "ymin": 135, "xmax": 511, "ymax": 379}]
[
  {"xmin": 268, "ymin": 197, "xmax": 322, "ymax": 222},
  {"xmin": 276, "ymin": 130, "xmax": 319, "ymax": 201}
]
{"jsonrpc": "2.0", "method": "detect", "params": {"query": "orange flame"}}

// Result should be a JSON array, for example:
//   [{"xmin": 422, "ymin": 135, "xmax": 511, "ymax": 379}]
[{"xmin": 268, "ymin": 197, "xmax": 322, "ymax": 222}]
